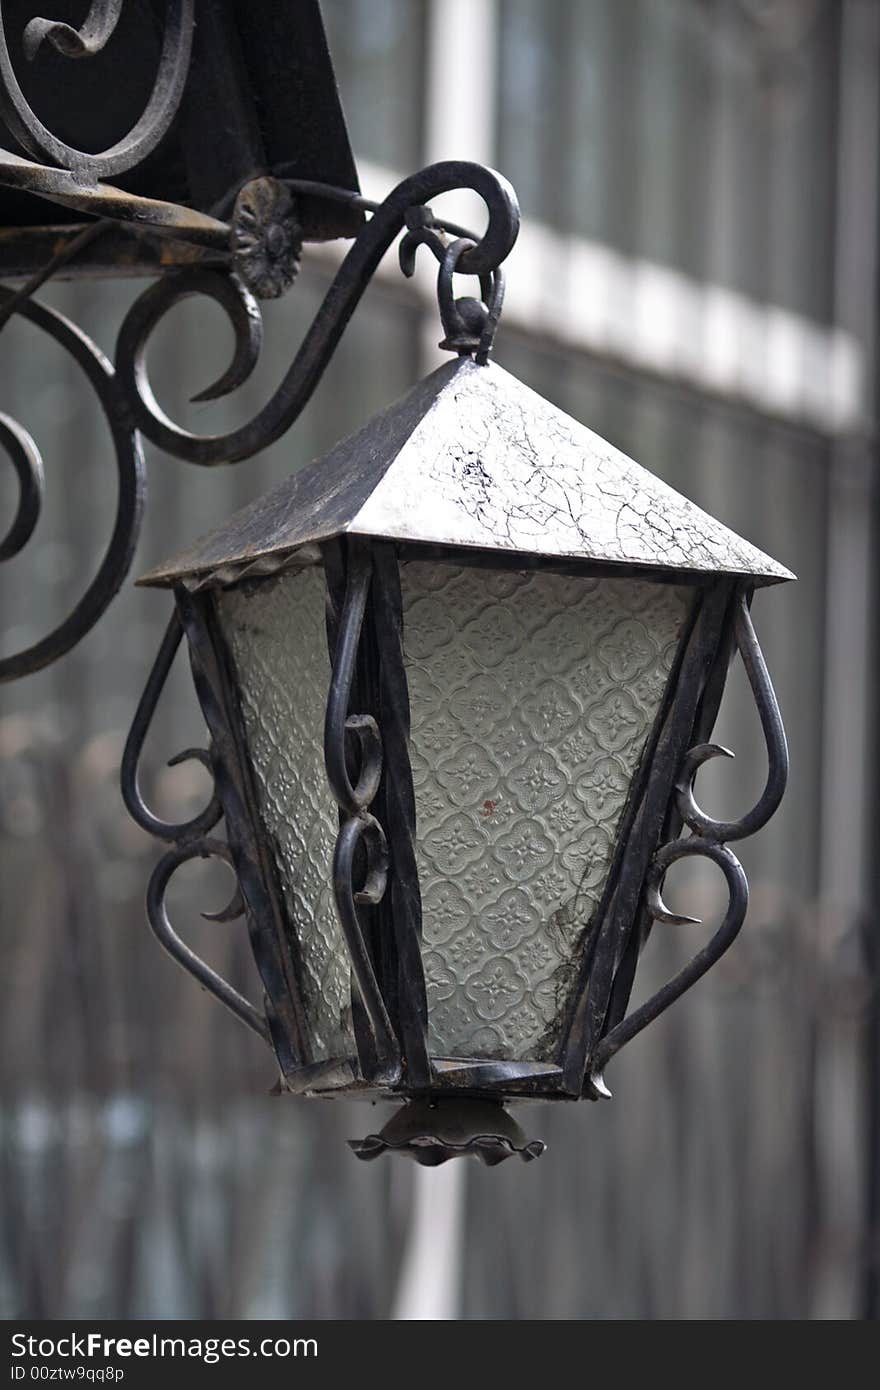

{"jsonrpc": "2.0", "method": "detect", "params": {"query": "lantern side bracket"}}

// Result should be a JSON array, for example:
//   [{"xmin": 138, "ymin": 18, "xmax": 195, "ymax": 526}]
[
  {"xmin": 118, "ymin": 604, "xmax": 277, "ymax": 1051},
  {"xmin": 120, "ymin": 611, "xmax": 223, "ymax": 843},
  {"xmin": 146, "ymin": 835, "xmax": 272, "ymax": 1046},
  {"xmin": 589, "ymin": 837, "xmax": 748, "ymax": 1085},
  {"xmin": 560, "ymin": 582, "xmax": 732, "ymax": 1095},
  {"xmin": 584, "ymin": 587, "xmax": 788, "ymax": 1094}
]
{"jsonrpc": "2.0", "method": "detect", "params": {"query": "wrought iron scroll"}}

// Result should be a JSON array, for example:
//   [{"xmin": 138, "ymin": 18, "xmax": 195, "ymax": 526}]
[
  {"xmin": 146, "ymin": 836, "xmax": 269, "ymax": 1044},
  {"xmin": 675, "ymin": 596, "xmax": 788, "ymax": 843},
  {"xmin": 0, "ymin": 409, "xmax": 41, "ymax": 560},
  {"xmin": 121, "ymin": 609, "xmax": 270, "ymax": 1046},
  {"xmin": 588, "ymin": 591, "xmax": 788, "ymax": 1094},
  {"xmin": 23, "ymin": 2, "xmax": 124, "ymax": 62},
  {"xmin": 0, "ymin": 285, "xmax": 144, "ymax": 682},
  {"xmin": 0, "ymin": 0, "xmax": 195, "ymax": 179},
  {"xmin": 324, "ymin": 540, "xmax": 401, "ymax": 1080},
  {"xmin": 120, "ymin": 611, "xmax": 223, "ymax": 843},
  {"xmin": 114, "ymin": 160, "xmax": 520, "ymax": 464},
  {"xmin": 0, "ymin": 1, "xmax": 228, "ymax": 248},
  {"xmin": 1, "ymin": 157, "xmax": 518, "ymax": 678}
]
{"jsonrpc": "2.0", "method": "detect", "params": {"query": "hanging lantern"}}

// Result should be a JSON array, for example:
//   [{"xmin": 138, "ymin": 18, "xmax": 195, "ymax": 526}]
[{"xmin": 123, "ymin": 352, "xmax": 792, "ymax": 1166}]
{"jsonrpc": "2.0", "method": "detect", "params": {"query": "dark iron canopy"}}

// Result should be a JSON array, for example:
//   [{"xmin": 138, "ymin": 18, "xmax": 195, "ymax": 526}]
[{"xmin": 0, "ymin": 2, "xmax": 793, "ymax": 1164}]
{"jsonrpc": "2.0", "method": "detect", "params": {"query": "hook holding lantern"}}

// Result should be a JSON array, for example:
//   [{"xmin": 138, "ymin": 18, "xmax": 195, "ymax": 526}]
[{"xmin": 114, "ymin": 160, "xmax": 520, "ymax": 465}]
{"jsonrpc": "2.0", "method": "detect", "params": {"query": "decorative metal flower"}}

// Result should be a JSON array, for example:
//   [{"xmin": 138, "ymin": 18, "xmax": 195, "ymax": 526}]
[{"xmin": 231, "ymin": 177, "xmax": 303, "ymax": 300}]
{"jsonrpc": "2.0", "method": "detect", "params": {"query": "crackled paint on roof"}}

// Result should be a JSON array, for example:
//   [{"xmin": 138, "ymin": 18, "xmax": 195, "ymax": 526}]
[{"xmin": 140, "ymin": 357, "xmax": 794, "ymax": 588}]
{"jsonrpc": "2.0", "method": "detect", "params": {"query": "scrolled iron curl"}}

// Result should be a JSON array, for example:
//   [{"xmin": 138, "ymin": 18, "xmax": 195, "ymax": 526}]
[
  {"xmin": 147, "ymin": 835, "xmax": 271, "ymax": 1044},
  {"xmin": 588, "ymin": 601, "xmax": 787, "ymax": 1091},
  {"xmin": 324, "ymin": 545, "xmax": 383, "ymax": 815},
  {"xmin": 0, "ymin": 411, "xmax": 42, "ymax": 561},
  {"xmin": 590, "ymin": 836, "xmax": 749, "ymax": 1093},
  {"xmin": 0, "ymin": 0, "xmax": 195, "ymax": 178},
  {"xmin": 323, "ymin": 539, "xmax": 401, "ymax": 1072},
  {"xmin": 114, "ymin": 160, "xmax": 521, "ymax": 465},
  {"xmin": 122, "ymin": 612, "xmax": 270, "ymax": 1049},
  {"xmin": 332, "ymin": 810, "xmax": 399, "ymax": 1070},
  {"xmin": 23, "ymin": 0, "xmax": 123, "ymax": 62},
  {"xmin": 0, "ymin": 287, "xmax": 144, "ymax": 682},
  {"xmin": 675, "ymin": 594, "xmax": 789, "ymax": 843},
  {"xmin": 120, "ymin": 612, "xmax": 224, "ymax": 843}
]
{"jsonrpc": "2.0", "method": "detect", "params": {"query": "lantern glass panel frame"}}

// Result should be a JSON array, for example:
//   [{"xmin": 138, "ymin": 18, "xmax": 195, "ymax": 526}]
[{"xmin": 170, "ymin": 536, "xmax": 742, "ymax": 1105}]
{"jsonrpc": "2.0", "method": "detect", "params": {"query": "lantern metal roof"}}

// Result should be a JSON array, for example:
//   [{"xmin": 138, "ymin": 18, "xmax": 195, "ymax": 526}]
[{"xmin": 139, "ymin": 355, "xmax": 795, "ymax": 590}]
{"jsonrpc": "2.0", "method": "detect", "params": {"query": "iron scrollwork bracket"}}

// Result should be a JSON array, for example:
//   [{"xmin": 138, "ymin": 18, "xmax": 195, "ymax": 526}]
[
  {"xmin": 120, "ymin": 609, "xmax": 270, "ymax": 1045},
  {"xmin": 589, "ymin": 593, "xmax": 789, "ymax": 1093},
  {"xmin": 0, "ymin": 287, "xmax": 144, "ymax": 682},
  {"xmin": 1, "ymin": 138, "xmax": 519, "ymax": 679},
  {"xmin": 112, "ymin": 159, "xmax": 520, "ymax": 464}
]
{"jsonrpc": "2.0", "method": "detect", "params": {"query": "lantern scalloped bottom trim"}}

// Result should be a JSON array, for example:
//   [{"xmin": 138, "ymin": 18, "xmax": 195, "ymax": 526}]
[{"xmin": 348, "ymin": 1098, "xmax": 546, "ymax": 1166}]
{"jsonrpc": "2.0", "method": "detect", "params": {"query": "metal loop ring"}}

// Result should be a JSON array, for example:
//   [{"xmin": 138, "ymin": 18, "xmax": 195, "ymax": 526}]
[{"xmin": 437, "ymin": 237, "xmax": 493, "ymax": 352}]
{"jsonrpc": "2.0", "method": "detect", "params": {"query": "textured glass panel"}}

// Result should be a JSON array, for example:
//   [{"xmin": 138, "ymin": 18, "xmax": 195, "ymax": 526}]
[
  {"xmin": 216, "ymin": 566, "xmax": 353, "ymax": 1063},
  {"xmin": 400, "ymin": 562, "xmax": 693, "ymax": 1062}
]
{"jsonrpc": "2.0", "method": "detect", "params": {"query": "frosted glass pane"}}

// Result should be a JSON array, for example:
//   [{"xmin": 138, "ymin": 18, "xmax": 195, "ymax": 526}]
[
  {"xmin": 216, "ymin": 566, "xmax": 354, "ymax": 1063},
  {"xmin": 400, "ymin": 562, "xmax": 693, "ymax": 1063}
]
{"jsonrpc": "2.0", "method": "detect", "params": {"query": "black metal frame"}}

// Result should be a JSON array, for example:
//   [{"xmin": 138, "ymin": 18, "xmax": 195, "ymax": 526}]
[{"xmin": 122, "ymin": 536, "xmax": 788, "ymax": 1111}]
